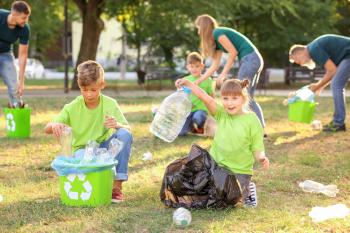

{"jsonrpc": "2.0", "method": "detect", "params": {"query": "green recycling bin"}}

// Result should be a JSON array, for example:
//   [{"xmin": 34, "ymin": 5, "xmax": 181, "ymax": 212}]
[
  {"xmin": 288, "ymin": 101, "xmax": 316, "ymax": 124},
  {"xmin": 59, "ymin": 168, "xmax": 113, "ymax": 207},
  {"xmin": 3, "ymin": 108, "xmax": 31, "ymax": 138}
]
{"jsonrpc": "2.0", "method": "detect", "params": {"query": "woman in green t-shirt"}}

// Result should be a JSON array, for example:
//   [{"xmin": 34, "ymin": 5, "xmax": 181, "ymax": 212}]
[{"xmin": 194, "ymin": 14, "xmax": 265, "ymax": 131}]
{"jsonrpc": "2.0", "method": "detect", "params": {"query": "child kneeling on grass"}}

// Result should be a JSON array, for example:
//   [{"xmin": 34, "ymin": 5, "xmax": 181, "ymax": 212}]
[
  {"xmin": 179, "ymin": 52, "xmax": 214, "ymax": 136},
  {"xmin": 175, "ymin": 78, "xmax": 269, "ymax": 207},
  {"xmin": 45, "ymin": 60, "xmax": 132, "ymax": 203}
]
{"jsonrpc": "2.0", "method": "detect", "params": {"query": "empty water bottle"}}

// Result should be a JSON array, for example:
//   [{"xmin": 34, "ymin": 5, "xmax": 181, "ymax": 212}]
[
  {"xmin": 150, "ymin": 87, "xmax": 192, "ymax": 142},
  {"xmin": 173, "ymin": 207, "xmax": 191, "ymax": 227},
  {"xmin": 299, "ymin": 180, "xmax": 339, "ymax": 197},
  {"xmin": 60, "ymin": 127, "xmax": 73, "ymax": 156},
  {"xmin": 81, "ymin": 140, "xmax": 99, "ymax": 163}
]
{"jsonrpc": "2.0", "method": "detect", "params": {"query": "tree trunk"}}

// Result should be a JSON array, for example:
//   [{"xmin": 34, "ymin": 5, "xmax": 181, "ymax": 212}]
[{"xmin": 71, "ymin": 0, "xmax": 105, "ymax": 90}]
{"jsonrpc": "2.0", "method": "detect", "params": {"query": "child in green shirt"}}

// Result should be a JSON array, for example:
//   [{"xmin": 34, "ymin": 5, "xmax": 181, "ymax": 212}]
[
  {"xmin": 175, "ymin": 77, "xmax": 269, "ymax": 207},
  {"xmin": 179, "ymin": 52, "xmax": 213, "ymax": 135},
  {"xmin": 45, "ymin": 60, "xmax": 133, "ymax": 203}
]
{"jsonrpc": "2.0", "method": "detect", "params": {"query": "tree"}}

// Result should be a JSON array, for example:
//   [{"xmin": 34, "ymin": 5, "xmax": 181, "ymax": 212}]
[{"xmin": 71, "ymin": 0, "xmax": 106, "ymax": 89}]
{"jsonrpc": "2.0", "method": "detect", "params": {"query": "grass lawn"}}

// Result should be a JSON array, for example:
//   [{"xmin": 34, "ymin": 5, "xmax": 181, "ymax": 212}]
[{"xmin": 0, "ymin": 94, "xmax": 349, "ymax": 233}]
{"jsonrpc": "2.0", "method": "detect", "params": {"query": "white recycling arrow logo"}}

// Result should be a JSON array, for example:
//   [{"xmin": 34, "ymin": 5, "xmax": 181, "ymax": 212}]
[
  {"xmin": 6, "ymin": 113, "xmax": 16, "ymax": 132},
  {"xmin": 64, "ymin": 174, "xmax": 92, "ymax": 201}
]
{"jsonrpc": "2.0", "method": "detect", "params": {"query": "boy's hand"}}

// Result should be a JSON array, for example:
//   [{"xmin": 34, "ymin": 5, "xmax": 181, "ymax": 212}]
[
  {"xmin": 51, "ymin": 123, "xmax": 68, "ymax": 138},
  {"xmin": 259, "ymin": 156, "xmax": 270, "ymax": 169},
  {"xmin": 175, "ymin": 78, "xmax": 192, "ymax": 89},
  {"xmin": 104, "ymin": 115, "xmax": 119, "ymax": 129}
]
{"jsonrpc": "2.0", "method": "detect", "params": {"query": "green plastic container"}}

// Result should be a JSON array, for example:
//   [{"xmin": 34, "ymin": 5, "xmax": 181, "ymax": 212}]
[
  {"xmin": 3, "ymin": 108, "xmax": 31, "ymax": 138},
  {"xmin": 59, "ymin": 168, "xmax": 113, "ymax": 207},
  {"xmin": 288, "ymin": 101, "xmax": 316, "ymax": 124}
]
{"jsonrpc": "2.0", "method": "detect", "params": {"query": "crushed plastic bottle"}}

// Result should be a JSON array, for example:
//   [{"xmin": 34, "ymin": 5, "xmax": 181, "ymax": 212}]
[
  {"xmin": 309, "ymin": 204, "xmax": 350, "ymax": 222},
  {"xmin": 299, "ymin": 180, "xmax": 339, "ymax": 197},
  {"xmin": 311, "ymin": 120, "xmax": 323, "ymax": 131},
  {"xmin": 150, "ymin": 87, "xmax": 192, "ymax": 142},
  {"xmin": 173, "ymin": 207, "xmax": 191, "ymax": 227},
  {"xmin": 81, "ymin": 140, "xmax": 99, "ymax": 163},
  {"xmin": 142, "ymin": 151, "xmax": 153, "ymax": 161},
  {"xmin": 284, "ymin": 86, "xmax": 315, "ymax": 105},
  {"xmin": 108, "ymin": 138, "xmax": 124, "ymax": 158},
  {"xmin": 60, "ymin": 127, "xmax": 73, "ymax": 156}
]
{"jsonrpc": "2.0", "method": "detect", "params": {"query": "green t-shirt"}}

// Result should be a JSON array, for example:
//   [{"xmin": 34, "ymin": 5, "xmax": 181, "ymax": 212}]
[
  {"xmin": 0, "ymin": 9, "xmax": 30, "ymax": 53},
  {"xmin": 213, "ymin": 27, "xmax": 256, "ymax": 60},
  {"xmin": 307, "ymin": 34, "xmax": 350, "ymax": 67},
  {"xmin": 53, "ymin": 94, "xmax": 128, "ymax": 152},
  {"xmin": 209, "ymin": 104, "xmax": 264, "ymax": 175},
  {"xmin": 184, "ymin": 75, "xmax": 213, "ymax": 113}
]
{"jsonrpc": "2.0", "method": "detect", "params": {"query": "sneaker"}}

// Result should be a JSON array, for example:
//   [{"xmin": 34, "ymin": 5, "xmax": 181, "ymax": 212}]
[
  {"xmin": 244, "ymin": 182, "xmax": 258, "ymax": 208},
  {"xmin": 192, "ymin": 123, "xmax": 204, "ymax": 134},
  {"xmin": 112, "ymin": 188, "xmax": 124, "ymax": 203},
  {"xmin": 323, "ymin": 123, "xmax": 346, "ymax": 132}
]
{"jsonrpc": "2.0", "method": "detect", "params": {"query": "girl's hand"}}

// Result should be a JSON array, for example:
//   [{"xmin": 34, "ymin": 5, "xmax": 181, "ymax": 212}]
[
  {"xmin": 104, "ymin": 115, "xmax": 119, "ymax": 129},
  {"xmin": 259, "ymin": 156, "xmax": 270, "ymax": 169},
  {"xmin": 52, "ymin": 123, "xmax": 68, "ymax": 138}
]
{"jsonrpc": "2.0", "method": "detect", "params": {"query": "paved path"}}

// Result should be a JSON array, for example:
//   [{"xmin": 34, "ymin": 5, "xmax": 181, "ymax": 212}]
[{"xmin": 0, "ymin": 88, "xmax": 348, "ymax": 98}]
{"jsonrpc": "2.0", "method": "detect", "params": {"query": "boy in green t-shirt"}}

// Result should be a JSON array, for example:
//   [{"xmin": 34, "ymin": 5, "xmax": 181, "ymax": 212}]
[
  {"xmin": 179, "ymin": 52, "xmax": 214, "ymax": 135},
  {"xmin": 176, "ymin": 77, "xmax": 269, "ymax": 208},
  {"xmin": 45, "ymin": 60, "xmax": 132, "ymax": 203}
]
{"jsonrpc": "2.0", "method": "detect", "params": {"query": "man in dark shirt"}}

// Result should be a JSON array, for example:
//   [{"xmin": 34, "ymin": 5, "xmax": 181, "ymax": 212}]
[
  {"xmin": 289, "ymin": 34, "xmax": 350, "ymax": 132},
  {"xmin": 0, "ymin": 1, "xmax": 30, "ymax": 107}
]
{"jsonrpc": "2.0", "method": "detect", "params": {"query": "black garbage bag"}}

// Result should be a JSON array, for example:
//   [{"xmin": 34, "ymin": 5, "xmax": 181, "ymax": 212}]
[{"xmin": 160, "ymin": 144, "xmax": 242, "ymax": 209}]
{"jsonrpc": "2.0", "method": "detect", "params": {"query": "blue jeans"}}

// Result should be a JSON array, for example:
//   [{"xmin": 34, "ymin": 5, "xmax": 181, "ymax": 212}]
[
  {"xmin": 179, "ymin": 110, "xmax": 207, "ymax": 135},
  {"xmin": 331, "ymin": 58, "xmax": 350, "ymax": 126},
  {"xmin": 0, "ymin": 52, "xmax": 18, "ymax": 105},
  {"xmin": 238, "ymin": 51, "xmax": 265, "ymax": 128},
  {"xmin": 74, "ymin": 128, "xmax": 133, "ymax": 181}
]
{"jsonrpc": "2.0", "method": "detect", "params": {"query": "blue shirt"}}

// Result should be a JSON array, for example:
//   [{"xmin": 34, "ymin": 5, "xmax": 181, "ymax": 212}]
[
  {"xmin": 307, "ymin": 34, "xmax": 350, "ymax": 67},
  {"xmin": 0, "ymin": 9, "xmax": 30, "ymax": 53}
]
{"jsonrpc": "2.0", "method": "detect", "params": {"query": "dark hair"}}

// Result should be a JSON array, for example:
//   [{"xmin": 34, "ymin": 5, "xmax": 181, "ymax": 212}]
[
  {"xmin": 186, "ymin": 52, "xmax": 203, "ymax": 64},
  {"xmin": 221, "ymin": 79, "xmax": 249, "ymax": 97},
  {"xmin": 77, "ymin": 60, "xmax": 105, "ymax": 86},
  {"xmin": 11, "ymin": 1, "xmax": 31, "ymax": 15}
]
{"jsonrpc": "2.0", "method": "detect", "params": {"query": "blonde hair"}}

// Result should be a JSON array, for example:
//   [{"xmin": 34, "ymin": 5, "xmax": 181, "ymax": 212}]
[
  {"xmin": 186, "ymin": 52, "xmax": 203, "ymax": 65},
  {"xmin": 77, "ymin": 60, "xmax": 105, "ymax": 86},
  {"xmin": 195, "ymin": 14, "xmax": 218, "ymax": 58},
  {"xmin": 221, "ymin": 79, "xmax": 250, "ymax": 104},
  {"xmin": 289, "ymin": 44, "xmax": 306, "ymax": 62}
]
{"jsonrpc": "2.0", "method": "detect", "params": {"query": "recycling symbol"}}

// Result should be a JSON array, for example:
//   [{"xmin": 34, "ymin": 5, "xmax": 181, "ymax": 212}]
[
  {"xmin": 6, "ymin": 113, "xmax": 16, "ymax": 132},
  {"xmin": 64, "ymin": 174, "xmax": 92, "ymax": 201}
]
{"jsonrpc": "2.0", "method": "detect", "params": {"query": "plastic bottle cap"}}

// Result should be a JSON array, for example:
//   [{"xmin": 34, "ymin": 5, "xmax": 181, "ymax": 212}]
[{"xmin": 182, "ymin": 86, "xmax": 191, "ymax": 94}]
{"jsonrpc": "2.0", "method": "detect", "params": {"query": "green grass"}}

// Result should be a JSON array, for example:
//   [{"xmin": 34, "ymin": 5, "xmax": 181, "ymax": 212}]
[{"xmin": 0, "ymin": 94, "xmax": 350, "ymax": 233}]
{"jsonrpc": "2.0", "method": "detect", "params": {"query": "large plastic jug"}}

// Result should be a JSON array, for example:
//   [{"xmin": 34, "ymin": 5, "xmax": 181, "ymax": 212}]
[{"xmin": 150, "ymin": 87, "xmax": 192, "ymax": 142}]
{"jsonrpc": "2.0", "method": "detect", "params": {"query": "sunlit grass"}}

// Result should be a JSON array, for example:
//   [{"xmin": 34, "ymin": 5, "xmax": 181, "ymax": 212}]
[{"xmin": 0, "ymin": 94, "xmax": 349, "ymax": 232}]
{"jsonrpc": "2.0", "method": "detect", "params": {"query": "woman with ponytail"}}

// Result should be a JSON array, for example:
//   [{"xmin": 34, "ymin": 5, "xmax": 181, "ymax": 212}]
[
  {"xmin": 176, "ymin": 78, "xmax": 269, "ymax": 207},
  {"xmin": 194, "ymin": 14, "xmax": 265, "ymax": 129}
]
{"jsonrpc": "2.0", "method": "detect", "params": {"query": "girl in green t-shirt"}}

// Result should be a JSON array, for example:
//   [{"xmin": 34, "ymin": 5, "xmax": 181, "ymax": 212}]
[{"xmin": 176, "ymin": 77, "xmax": 269, "ymax": 207}]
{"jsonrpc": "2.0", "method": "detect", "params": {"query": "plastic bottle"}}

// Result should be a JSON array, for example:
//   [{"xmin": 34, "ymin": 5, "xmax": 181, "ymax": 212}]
[
  {"xmin": 299, "ymin": 180, "xmax": 339, "ymax": 197},
  {"xmin": 173, "ymin": 207, "xmax": 191, "ymax": 227},
  {"xmin": 60, "ymin": 127, "xmax": 73, "ymax": 156},
  {"xmin": 150, "ymin": 87, "xmax": 192, "ymax": 142}
]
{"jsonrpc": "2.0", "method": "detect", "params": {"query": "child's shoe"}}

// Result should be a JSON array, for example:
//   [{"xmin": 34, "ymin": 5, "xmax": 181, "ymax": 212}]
[
  {"xmin": 192, "ymin": 123, "xmax": 204, "ymax": 134},
  {"xmin": 244, "ymin": 182, "xmax": 258, "ymax": 208},
  {"xmin": 112, "ymin": 187, "xmax": 124, "ymax": 203}
]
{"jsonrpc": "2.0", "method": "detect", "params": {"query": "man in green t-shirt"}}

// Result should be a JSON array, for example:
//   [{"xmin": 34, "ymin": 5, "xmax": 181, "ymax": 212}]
[
  {"xmin": 179, "ymin": 52, "xmax": 213, "ymax": 136},
  {"xmin": 0, "ymin": 1, "xmax": 31, "ymax": 107},
  {"xmin": 289, "ymin": 34, "xmax": 350, "ymax": 132},
  {"xmin": 45, "ymin": 60, "xmax": 133, "ymax": 203}
]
